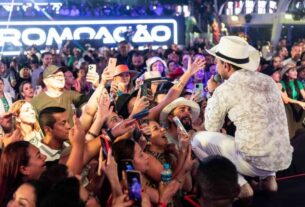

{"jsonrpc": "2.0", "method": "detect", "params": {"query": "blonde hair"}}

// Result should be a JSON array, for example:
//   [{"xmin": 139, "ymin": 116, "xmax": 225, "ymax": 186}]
[{"xmin": 9, "ymin": 100, "xmax": 41, "ymax": 132}]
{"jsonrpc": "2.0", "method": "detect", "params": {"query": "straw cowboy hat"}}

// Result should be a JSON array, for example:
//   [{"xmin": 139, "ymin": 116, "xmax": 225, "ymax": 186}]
[
  {"xmin": 280, "ymin": 63, "xmax": 302, "ymax": 78},
  {"xmin": 159, "ymin": 97, "xmax": 200, "ymax": 127},
  {"xmin": 113, "ymin": 64, "xmax": 139, "ymax": 78},
  {"xmin": 206, "ymin": 36, "xmax": 260, "ymax": 71},
  {"xmin": 143, "ymin": 71, "xmax": 168, "ymax": 83}
]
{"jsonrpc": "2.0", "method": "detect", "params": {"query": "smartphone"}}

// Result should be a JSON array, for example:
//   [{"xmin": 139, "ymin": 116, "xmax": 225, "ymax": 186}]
[
  {"xmin": 194, "ymin": 83, "xmax": 203, "ymax": 95},
  {"xmin": 36, "ymin": 85, "xmax": 42, "ymax": 91},
  {"xmin": 88, "ymin": 64, "xmax": 97, "ymax": 74},
  {"xmin": 126, "ymin": 170, "xmax": 142, "ymax": 207},
  {"xmin": 11, "ymin": 115, "xmax": 16, "ymax": 132},
  {"xmin": 173, "ymin": 116, "xmax": 188, "ymax": 134},
  {"xmin": 100, "ymin": 138, "xmax": 110, "ymax": 160},
  {"xmin": 140, "ymin": 83, "xmax": 148, "ymax": 97},
  {"xmin": 132, "ymin": 109, "xmax": 149, "ymax": 120},
  {"xmin": 107, "ymin": 58, "xmax": 117, "ymax": 74},
  {"xmin": 121, "ymin": 159, "xmax": 135, "ymax": 171}
]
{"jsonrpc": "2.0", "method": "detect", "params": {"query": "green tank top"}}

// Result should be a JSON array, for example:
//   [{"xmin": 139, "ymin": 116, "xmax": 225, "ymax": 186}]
[{"xmin": 281, "ymin": 80, "xmax": 304, "ymax": 100}]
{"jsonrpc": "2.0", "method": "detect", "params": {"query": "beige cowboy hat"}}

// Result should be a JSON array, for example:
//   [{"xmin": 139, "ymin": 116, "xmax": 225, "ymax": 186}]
[{"xmin": 206, "ymin": 36, "xmax": 260, "ymax": 71}]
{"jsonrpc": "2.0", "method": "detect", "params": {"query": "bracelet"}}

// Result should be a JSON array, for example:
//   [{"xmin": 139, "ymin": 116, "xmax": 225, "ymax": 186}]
[
  {"xmin": 176, "ymin": 81, "xmax": 184, "ymax": 89},
  {"xmin": 106, "ymin": 128, "xmax": 115, "ymax": 141},
  {"xmin": 87, "ymin": 131, "xmax": 98, "ymax": 137},
  {"xmin": 158, "ymin": 202, "xmax": 167, "ymax": 207}
]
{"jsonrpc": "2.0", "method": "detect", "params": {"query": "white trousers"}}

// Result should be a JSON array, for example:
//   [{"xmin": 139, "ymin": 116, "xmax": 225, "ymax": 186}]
[{"xmin": 191, "ymin": 131, "xmax": 275, "ymax": 186}]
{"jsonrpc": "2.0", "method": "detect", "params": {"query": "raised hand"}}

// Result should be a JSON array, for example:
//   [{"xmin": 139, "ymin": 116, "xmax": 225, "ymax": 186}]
[
  {"xmin": 110, "ymin": 81, "xmax": 119, "ymax": 99},
  {"xmin": 111, "ymin": 118, "xmax": 136, "ymax": 138},
  {"xmin": 101, "ymin": 67, "xmax": 114, "ymax": 81},
  {"xmin": 187, "ymin": 57, "xmax": 206, "ymax": 76},
  {"xmin": 97, "ymin": 88, "xmax": 113, "ymax": 119},
  {"xmin": 69, "ymin": 115, "xmax": 86, "ymax": 145},
  {"xmin": 98, "ymin": 148, "xmax": 118, "ymax": 178},
  {"xmin": 190, "ymin": 90, "xmax": 204, "ymax": 103},
  {"xmin": 177, "ymin": 127, "xmax": 190, "ymax": 151},
  {"xmin": 140, "ymin": 123, "xmax": 151, "ymax": 138},
  {"xmin": 131, "ymin": 88, "xmax": 150, "ymax": 115},
  {"xmin": 182, "ymin": 145, "xmax": 196, "ymax": 173},
  {"xmin": 86, "ymin": 71, "xmax": 100, "ymax": 88}
]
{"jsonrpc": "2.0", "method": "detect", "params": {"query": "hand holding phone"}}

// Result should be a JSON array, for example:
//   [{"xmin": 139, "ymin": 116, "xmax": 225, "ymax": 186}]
[
  {"xmin": 173, "ymin": 116, "xmax": 190, "ymax": 149},
  {"xmin": 173, "ymin": 116, "xmax": 187, "ymax": 135},
  {"xmin": 194, "ymin": 83, "xmax": 203, "ymax": 95},
  {"xmin": 107, "ymin": 58, "xmax": 117, "ymax": 76},
  {"xmin": 127, "ymin": 170, "xmax": 142, "ymax": 207},
  {"xmin": 88, "ymin": 64, "xmax": 97, "ymax": 74}
]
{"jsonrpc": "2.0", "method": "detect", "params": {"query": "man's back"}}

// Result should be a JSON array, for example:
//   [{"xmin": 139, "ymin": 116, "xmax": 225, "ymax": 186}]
[{"xmin": 205, "ymin": 69, "xmax": 293, "ymax": 171}]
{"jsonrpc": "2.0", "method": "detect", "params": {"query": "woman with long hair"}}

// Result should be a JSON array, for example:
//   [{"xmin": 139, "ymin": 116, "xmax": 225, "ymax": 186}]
[
  {"xmin": 9, "ymin": 100, "xmax": 43, "ymax": 146},
  {"xmin": 110, "ymin": 65, "xmax": 138, "ymax": 99},
  {"xmin": 74, "ymin": 67, "xmax": 91, "ymax": 96},
  {"xmin": 19, "ymin": 81, "xmax": 34, "ymax": 102},
  {"xmin": 280, "ymin": 63, "xmax": 305, "ymax": 138},
  {"xmin": 0, "ymin": 141, "xmax": 46, "ymax": 206}
]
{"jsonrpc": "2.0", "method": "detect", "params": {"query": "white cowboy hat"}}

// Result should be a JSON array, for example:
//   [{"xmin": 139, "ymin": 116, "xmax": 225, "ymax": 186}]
[
  {"xmin": 143, "ymin": 71, "xmax": 168, "ymax": 83},
  {"xmin": 206, "ymin": 36, "xmax": 260, "ymax": 71},
  {"xmin": 146, "ymin": 56, "xmax": 168, "ymax": 71},
  {"xmin": 159, "ymin": 97, "xmax": 200, "ymax": 127}
]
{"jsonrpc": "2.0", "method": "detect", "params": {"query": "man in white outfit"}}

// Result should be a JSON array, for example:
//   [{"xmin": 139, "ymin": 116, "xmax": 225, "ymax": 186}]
[{"xmin": 191, "ymin": 36, "xmax": 293, "ymax": 198}]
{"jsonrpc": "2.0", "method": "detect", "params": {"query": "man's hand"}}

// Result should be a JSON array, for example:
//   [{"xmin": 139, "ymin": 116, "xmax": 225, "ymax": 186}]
[{"xmin": 207, "ymin": 75, "xmax": 220, "ymax": 93}]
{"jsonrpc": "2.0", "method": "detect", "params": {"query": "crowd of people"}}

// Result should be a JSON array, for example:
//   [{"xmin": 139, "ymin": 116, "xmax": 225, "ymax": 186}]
[
  {"xmin": 0, "ymin": 32, "xmax": 304, "ymax": 207},
  {"xmin": 0, "ymin": 2, "xmax": 181, "ymax": 19}
]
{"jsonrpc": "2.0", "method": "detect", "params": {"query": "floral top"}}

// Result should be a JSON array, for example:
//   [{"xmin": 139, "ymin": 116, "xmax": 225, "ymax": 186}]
[{"xmin": 205, "ymin": 69, "xmax": 293, "ymax": 171}]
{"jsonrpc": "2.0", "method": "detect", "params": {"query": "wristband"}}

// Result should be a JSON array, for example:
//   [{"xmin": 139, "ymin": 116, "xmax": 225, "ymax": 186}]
[
  {"xmin": 87, "ymin": 131, "xmax": 98, "ymax": 137},
  {"xmin": 106, "ymin": 128, "xmax": 115, "ymax": 141}
]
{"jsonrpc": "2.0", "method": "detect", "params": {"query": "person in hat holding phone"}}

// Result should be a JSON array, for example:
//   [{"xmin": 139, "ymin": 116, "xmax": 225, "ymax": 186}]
[{"xmin": 191, "ymin": 36, "xmax": 293, "ymax": 198}]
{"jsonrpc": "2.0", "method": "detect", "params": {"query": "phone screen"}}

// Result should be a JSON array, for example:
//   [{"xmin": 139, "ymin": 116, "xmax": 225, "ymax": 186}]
[
  {"xmin": 127, "ymin": 170, "xmax": 142, "ymax": 207},
  {"xmin": 140, "ymin": 83, "xmax": 148, "ymax": 97},
  {"xmin": 121, "ymin": 159, "xmax": 134, "ymax": 171}
]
